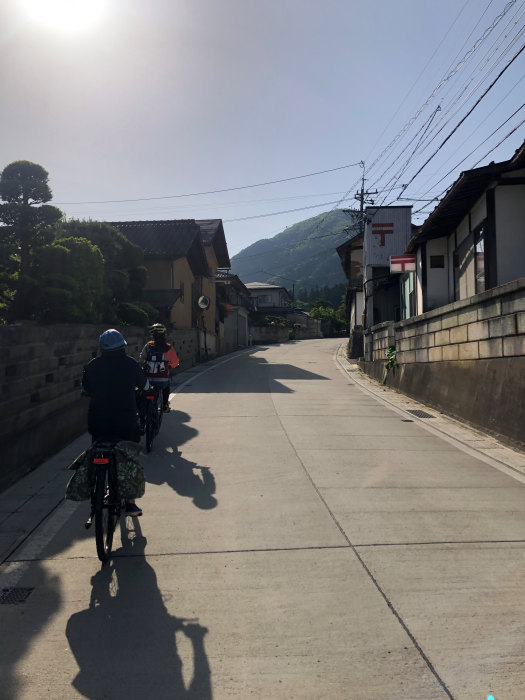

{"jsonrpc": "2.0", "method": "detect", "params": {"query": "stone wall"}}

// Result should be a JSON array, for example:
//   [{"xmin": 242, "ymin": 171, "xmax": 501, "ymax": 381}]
[
  {"xmin": 250, "ymin": 326, "xmax": 290, "ymax": 344},
  {"xmin": 360, "ymin": 278, "xmax": 525, "ymax": 449},
  {"xmin": 0, "ymin": 323, "xmax": 201, "ymax": 491}
]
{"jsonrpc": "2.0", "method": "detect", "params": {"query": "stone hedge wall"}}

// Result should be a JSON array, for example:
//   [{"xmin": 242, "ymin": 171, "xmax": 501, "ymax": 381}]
[{"xmin": 0, "ymin": 323, "xmax": 201, "ymax": 491}]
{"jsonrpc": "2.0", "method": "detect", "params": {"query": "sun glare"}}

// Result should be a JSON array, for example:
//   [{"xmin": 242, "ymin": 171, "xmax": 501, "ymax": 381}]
[{"xmin": 21, "ymin": 0, "xmax": 106, "ymax": 32}]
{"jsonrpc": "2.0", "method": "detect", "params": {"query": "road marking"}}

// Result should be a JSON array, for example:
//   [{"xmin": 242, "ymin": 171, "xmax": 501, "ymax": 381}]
[
  {"xmin": 0, "ymin": 500, "xmax": 80, "ymax": 589},
  {"xmin": 170, "ymin": 347, "xmax": 257, "ymax": 397}
]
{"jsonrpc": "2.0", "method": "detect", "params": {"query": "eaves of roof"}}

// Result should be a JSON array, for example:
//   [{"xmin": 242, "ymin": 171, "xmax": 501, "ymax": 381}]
[
  {"xmin": 216, "ymin": 271, "xmax": 250, "ymax": 296},
  {"xmin": 336, "ymin": 231, "xmax": 363, "ymax": 257},
  {"xmin": 408, "ymin": 139, "xmax": 525, "ymax": 250},
  {"xmin": 196, "ymin": 219, "xmax": 231, "ymax": 268}
]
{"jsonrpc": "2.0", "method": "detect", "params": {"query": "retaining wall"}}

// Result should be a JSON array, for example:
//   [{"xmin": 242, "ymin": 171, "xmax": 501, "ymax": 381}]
[{"xmin": 360, "ymin": 278, "xmax": 525, "ymax": 450}]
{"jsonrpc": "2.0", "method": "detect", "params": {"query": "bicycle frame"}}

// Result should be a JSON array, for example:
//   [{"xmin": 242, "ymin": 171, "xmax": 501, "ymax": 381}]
[{"xmin": 142, "ymin": 384, "xmax": 163, "ymax": 452}]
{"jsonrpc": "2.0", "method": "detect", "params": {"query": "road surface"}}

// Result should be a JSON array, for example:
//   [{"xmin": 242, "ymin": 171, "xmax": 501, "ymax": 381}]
[{"xmin": 1, "ymin": 338, "xmax": 525, "ymax": 699}]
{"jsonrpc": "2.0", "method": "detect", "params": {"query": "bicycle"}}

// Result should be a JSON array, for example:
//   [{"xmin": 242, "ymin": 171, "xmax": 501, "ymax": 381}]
[
  {"xmin": 142, "ymin": 383, "xmax": 163, "ymax": 452},
  {"xmin": 85, "ymin": 440, "xmax": 123, "ymax": 563}
]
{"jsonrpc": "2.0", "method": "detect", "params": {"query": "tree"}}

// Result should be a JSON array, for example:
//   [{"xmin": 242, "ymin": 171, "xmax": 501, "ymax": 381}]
[
  {"xmin": 0, "ymin": 161, "xmax": 63, "ymax": 276},
  {"xmin": 31, "ymin": 237, "xmax": 105, "ymax": 322},
  {"xmin": 0, "ymin": 161, "xmax": 63, "ymax": 319}
]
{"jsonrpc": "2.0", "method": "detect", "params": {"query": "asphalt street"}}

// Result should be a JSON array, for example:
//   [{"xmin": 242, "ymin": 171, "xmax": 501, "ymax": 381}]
[{"xmin": 1, "ymin": 338, "xmax": 525, "ymax": 699}]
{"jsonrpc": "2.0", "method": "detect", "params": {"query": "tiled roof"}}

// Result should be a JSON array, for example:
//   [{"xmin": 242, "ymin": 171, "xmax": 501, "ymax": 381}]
[
  {"xmin": 107, "ymin": 219, "xmax": 201, "ymax": 258},
  {"xmin": 108, "ymin": 219, "xmax": 209, "ymax": 276},
  {"xmin": 245, "ymin": 282, "xmax": 284, "ymax": 290}
]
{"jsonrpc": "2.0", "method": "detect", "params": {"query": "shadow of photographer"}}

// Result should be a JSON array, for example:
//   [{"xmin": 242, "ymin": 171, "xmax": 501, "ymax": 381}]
[{"xmin": 65, "ymin": 518, "xmax": 212, "ymax": 699}]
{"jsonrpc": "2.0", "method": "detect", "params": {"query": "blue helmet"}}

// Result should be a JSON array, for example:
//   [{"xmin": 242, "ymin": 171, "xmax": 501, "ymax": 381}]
[{"xmin": 99, "ymin": 329, "xmax": 127, "ymax": 352}]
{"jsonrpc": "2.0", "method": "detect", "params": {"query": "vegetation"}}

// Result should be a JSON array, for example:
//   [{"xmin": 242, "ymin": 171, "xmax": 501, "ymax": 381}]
[
  {"xmin": 0, "ymin": 161, "xmax": 152, "ymax": 326},
  {"xmin": 230, "ymin": 209, "xmax": 360, "ymax": 291}
]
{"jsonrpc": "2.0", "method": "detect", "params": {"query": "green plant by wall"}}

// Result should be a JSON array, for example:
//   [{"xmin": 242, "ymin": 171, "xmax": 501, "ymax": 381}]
[{"xmin": 383, "ymin": 345, "xmax": 397, "ymax": 384}]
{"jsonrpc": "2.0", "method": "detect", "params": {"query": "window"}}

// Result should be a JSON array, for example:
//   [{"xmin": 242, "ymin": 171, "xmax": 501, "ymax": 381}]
[
  {"xmin": 474, "ymin": 224, "xmax": 485, "ymax": 294},
  {"xmin": 257, "ymin": 294, "xmax": 273, "ymax": 305},
  {"xmin": 430, "ymin": 255, "xmax": 445, "ymax": 268}
]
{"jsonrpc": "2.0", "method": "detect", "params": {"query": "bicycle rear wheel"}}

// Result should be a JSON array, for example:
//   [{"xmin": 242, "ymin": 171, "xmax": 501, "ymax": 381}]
[
  {"xmin": 94, "ymin": 467, "xmax": 117, "ymax": 563},
  {"xmin": 155, "ymin": 391, "xmax": 163, "ymax": 435},
  {"xmin": 145, "ymin": 401, "xmax": 155, "ymax": 452}
]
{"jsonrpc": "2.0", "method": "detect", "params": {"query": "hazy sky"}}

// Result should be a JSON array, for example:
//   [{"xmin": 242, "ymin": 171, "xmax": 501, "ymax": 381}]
[{"xmin": 2, "ymin": 0, "xmax": 524, "ymax": 258}]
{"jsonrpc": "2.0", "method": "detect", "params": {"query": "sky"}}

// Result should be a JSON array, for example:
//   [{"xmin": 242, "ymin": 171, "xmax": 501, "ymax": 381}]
[{"xmin": 1, "ymin": 0, "xmax": 524, "ymax": 258}]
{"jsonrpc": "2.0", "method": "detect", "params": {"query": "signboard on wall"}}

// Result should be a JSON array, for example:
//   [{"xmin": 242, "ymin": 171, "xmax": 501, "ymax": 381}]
[
  {"xmin": 390, "ymin": 254, "xmax": 416, "ymax": 273},
  {"xmin": 364, "ymin": 206, "xmax": 412, "ymax": 266}
]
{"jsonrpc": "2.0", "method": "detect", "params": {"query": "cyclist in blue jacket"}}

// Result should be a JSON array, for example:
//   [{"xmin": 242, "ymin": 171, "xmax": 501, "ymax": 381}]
[{"xmin": 82, "ymin": 329, "xmax": 148, "ymax": 516}]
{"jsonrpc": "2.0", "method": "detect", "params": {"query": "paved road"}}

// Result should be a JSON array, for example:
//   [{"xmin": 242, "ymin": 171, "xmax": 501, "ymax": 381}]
[{"xmin": 1, "ymin": 338, "xmax": 525, "ymax": 699}]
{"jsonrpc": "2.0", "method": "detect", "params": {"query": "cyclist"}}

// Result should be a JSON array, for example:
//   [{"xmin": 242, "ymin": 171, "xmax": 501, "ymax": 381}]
[
  {"xmin": 139, "ymin": 323, "xmax": 180, "ymax": 412},
  {"xmin": 82, "ymin": 329, "xmax": 148, "ymax": 516}
]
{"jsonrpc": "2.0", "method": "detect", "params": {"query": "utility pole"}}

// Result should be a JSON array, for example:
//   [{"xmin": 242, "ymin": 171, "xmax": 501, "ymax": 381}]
[{"xmin": 355, "ymin": 161, "xmax": 377, "ymax": 235}]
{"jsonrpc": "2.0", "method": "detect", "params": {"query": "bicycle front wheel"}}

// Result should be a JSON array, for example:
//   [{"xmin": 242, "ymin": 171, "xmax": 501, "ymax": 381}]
[{"xmin": 94, "ymin": 468, "xmax": 117, "ymax": 563}]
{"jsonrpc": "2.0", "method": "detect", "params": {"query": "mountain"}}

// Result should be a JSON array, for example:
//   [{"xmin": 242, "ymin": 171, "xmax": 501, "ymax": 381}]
[{"xmin": 230, "ymin": 209, "xmax": 359, "ymax": 292}]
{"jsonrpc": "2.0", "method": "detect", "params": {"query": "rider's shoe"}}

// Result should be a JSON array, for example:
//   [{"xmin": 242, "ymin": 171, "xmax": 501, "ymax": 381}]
[
  {"xmin": 163, "ymin": 404, "xmax": 171, "ymax": 412},
  {"xmin": 125, "ymin": 502, "xmax": 143, "ymax": 517}
]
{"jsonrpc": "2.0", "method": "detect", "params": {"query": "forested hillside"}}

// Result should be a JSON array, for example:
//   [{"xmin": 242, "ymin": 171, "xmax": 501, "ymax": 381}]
[{"xmin": 230, "ymin": 209, "xmax": 359, "ymax": 291}]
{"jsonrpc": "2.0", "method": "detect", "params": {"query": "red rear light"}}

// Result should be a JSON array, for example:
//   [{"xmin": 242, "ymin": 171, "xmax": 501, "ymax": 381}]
[
  {"xmin": 145, "ymin": 395, "xmax": 154, "ymax": 399},
  {"xmin": 93, "ymin": 457, "xmax": 109, "ymax": 464}
]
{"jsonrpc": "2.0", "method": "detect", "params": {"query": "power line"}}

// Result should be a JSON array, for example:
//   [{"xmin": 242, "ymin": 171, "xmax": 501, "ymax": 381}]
[
  {"xmin": 400, "ymin": 40, "xmax": 525, "ymax": 192},
  {"xmin": 365, "ymin": 0, "xmax": 519, "ymax": 185},
  {"xmin": 54, "ymin": 162, "xmax": 362, "ymax": 205},
  {"xmin": 223, "ymin": 199, "xmax": 353, "ymax": 223}
]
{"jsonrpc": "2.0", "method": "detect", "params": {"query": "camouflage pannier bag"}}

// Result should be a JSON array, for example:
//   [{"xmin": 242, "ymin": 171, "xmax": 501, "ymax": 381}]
[{"xmin": 65, "ymin": 443, "xmax": 145, "ymax": 501}]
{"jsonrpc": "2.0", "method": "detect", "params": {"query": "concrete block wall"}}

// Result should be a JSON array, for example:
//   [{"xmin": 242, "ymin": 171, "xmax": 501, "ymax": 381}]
[
  {"xmin": 0, "ymin": 323, "xmax": 202, "ymax": 491},
  {"xmin": 364, "ymin": 322, "xmax": 395, "ymax": 362},
  {"xmin": 359, "ymin": 278, "xmax": 525, "ymax": 449},
  {"xmin": 395, "ymin": 278, "xmax": 525, "ymax": 365},
  {"xmin": 0, "ymin": 323, "xmax": 147, "ymax": 491},
  {"xmin": 250, "ymin": 326, "xmax": 290, "ymax": 344}
]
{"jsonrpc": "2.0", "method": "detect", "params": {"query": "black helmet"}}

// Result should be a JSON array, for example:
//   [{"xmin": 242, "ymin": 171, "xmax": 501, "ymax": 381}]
[{"xmin": 150, "ymin": 323, "xmax": 167, "ymax": 336}]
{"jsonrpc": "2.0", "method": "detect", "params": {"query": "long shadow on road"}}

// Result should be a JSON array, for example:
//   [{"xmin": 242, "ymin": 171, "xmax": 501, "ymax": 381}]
[
  {"xmin": 174, "ymin": 354, "xmax": 330, "ymax": 395},
  {"xmin": 66, "ymin": 518, "xmax": 212, "ymax": 699}
]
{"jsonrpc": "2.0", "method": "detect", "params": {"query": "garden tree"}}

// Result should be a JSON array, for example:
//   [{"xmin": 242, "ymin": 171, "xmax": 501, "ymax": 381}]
[
  {"xmin": 309, "ymin": 303, "xmax": 347, "ymax": 335},
  {"xmin": 30, "ymin": 237, "xmax": 105, "ymax": 322},
  {"xmin": 0, "ymin": 161, "xmax": 63, "ymax": 276},
  {"xmin": 57, "ymin": 220, "xmax": 152, "ymax": 323},
  {"xmin": 0, "ymin": 161, "xmax": 63, "ymax": 319}
]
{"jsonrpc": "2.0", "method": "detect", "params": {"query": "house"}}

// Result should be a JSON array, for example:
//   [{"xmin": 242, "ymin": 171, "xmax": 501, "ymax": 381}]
[
  {"xmin": 336, "ymin": 230, "xmax": 364, "ymax": 357},
  {"xmin": 347, "ymin": 140, "xmax": 525, "ymax": 448},
  {"xmin": 245, "ymin": 282, "xmax": 293, "ymax": 311},
  {"xmin": 215, "ymin": 271, "xmax": 251, "ymax": 352},
  {"xmin": 404, "ymin": 139, "xmax": 525, "ymax": 316},
  {"xmin": 336, "ymin": 206, "xmax": 412, "ymax": 356},
  {"xmin": 362, "ymin": 206, "xmax": 413, "ymax": 327},
  {"xmin": 108, "ymin": 220, "xmax": 210, "ymax": 330},
  {"xmin": 245, "ymin": 282, "xmax": 322, "ymax": 339},
  {"xmin": 195, "ymin": 219, "xmax": 231, "ymax": 358}
]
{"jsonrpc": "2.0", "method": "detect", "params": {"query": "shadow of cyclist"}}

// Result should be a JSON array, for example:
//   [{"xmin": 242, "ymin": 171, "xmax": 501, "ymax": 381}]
[
  {"xmin": 65, "ymin": 519, "xmax": 212, "ymax": 699},
  {"xmin": 147, "ymin": 449, "xmax": 218, "ymax": 510}
]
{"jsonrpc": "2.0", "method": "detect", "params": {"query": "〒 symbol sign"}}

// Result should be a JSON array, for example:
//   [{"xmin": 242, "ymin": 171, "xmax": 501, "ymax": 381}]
[
  {"xmin": 390, "ymin": 255, "xmax": 416, "ymax": 273},
  {"xmin": 371, "ymin": 222, "xmax": 394, "ymax": 246}
]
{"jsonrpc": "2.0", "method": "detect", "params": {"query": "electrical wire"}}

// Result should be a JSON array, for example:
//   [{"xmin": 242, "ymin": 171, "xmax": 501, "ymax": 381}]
[
  {"xmin": 54, "ymin": 162, "xmax": 362, "ymax": 205},
  {"xmin": 399, "ymin": 41, "xmax": 525, "ymax": 192},
  {"xmin": 365, "ymin": 0, "xmax": 519, "ymax": 185}
]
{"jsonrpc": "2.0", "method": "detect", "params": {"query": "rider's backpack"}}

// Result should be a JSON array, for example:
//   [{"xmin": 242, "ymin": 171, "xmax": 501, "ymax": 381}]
[{"xmin": 144, "ymin": 345, "xmax": 167, "ymax": 377}]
